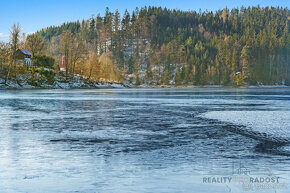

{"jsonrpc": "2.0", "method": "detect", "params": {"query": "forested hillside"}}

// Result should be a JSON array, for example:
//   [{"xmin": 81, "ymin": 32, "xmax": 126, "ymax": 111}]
[{"xmin": 30, "ymin": 6, "xmax": 290, "ymax": 85}]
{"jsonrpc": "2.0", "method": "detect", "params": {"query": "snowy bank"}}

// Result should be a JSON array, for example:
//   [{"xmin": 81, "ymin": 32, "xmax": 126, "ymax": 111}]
[{"xmin": 0, "ymin": 77, "xmax": 126, "ymax": 89}]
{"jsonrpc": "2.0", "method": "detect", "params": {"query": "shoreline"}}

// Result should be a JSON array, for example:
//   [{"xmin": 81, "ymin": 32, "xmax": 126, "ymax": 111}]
[{"xmin": 1, "ymin": 83, "xmax": 289, "ymax": 90}]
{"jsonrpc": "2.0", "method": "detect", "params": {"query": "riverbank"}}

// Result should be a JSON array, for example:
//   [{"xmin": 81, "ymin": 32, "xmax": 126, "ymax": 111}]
[
  {"xmin": 1, "ymin": 82, "xmax": 289, "ymax": 90},
  {"xmin": 134, "ymin": 84, "xmax": 289, "ymax": 89},
  {"xmin": 1, "ymin": 78, "xmax": 289, "ymax": 90},
  {"xmin": 0, "ymin": 77, "xmax": 126, "ymax": 89}
]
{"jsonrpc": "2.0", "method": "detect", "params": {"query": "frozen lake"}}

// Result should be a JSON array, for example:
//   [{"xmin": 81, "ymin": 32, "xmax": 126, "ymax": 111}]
[{"xmin": 0, "ymin": 88, "xmax": 289, "ymax": 193}]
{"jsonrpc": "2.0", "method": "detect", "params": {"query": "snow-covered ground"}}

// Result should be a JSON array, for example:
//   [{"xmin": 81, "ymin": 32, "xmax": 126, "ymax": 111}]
[
  {"xmin": 0, "ymin": 77, "xmax": 125, "ymax": 89},
  {"xmin": 1, "ymin": 76, "xmax": 289, "ymax": 89},
  {"xmin": 248, "ymin": 85, "xmax": 289, "ymax": 88}
]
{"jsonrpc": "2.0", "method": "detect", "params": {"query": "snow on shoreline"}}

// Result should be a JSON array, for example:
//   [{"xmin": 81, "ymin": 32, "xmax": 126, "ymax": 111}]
[
  {"xmin": 0, "ymin": 76, "xmax": 289, "ymax": 90},
  {"xmin": 247, "ymin": 85, "xmax": 289, "ymax": 88},
  {"xmin": 0, "ymin": 78, "xmax": 125, "ymax": 89},
  {"xmin": 200, "ymin": 111, "xmax": 290, "ymax": 143}
]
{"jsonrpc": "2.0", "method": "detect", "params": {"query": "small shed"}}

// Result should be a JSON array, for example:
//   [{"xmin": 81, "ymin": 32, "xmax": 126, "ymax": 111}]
[{"xmin": 16, "ymin": 49, "xmax": 32, "ymax": 67}]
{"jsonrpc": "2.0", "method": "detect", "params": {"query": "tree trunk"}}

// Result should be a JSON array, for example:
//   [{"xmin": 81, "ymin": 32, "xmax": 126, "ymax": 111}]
[{"xmin": 5, "ymin": 62, "xmax": 12, "ymax": 85}]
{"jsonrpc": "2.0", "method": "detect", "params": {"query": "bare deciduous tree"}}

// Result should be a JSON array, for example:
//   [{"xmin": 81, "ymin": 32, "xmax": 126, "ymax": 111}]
[
  {"xmin": 0, "ymin": 42, "xmax": 9, "ymax": 71},
  {"xmin": 60, "ymin": 31, "xmax": 73, "ymax": 79},
  {"xmin": 5, "ymin": 23, "xmax": 20, "ymax": 84},
  {"xmin": 25, "ymin": 33, "xmax": 45, "ymax": 56},
  {"xmin": 70, "ymin": 35, "xmax": 87, "ymax": 74}
]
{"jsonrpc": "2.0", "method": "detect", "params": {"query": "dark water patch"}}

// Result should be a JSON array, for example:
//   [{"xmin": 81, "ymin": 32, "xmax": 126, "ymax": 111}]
[
  {"xmin": 199, "ymin": 116, "xmax": 290, "ymax": 156},
  {"xmin": 206, "ymin": 103, "xmax": 267, "ymax": 106},
  {"xmin": 222, "ymin": 124, "xmax": 290, "ymax": 145},
  {"xmin": 86, "ymin": 139, "xmax": 116, "ymax": 144},
  {"xmin": 14, "ymin": 106, "xmax": 51, "ymax": 114},
  {"xmin": 50, "ymin": 138, "xmax": 80, "ymax": 142},
  {"xmin": 199, "ymin": 115, "xmax": 290, "ymax": 145},
  {"xmin": 255, "ymin": 142, "xmax": 290, "ymax": 156},
  {"xmin": 50, "ymin": 138, "xmax": 118, "ymax": 144},
  {"xmin": 226, "ymin": 125, "xmax": 290, "ymax": 156}
]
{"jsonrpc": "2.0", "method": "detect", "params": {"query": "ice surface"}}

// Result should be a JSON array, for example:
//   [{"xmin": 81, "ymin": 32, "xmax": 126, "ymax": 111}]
[
  {"xmin": 0, "ymin": 88, "xmax": 289, "ymax": 193},
  {"xmin": 200, "ymin": 111, "xmax": 290, "ymax": 143}
]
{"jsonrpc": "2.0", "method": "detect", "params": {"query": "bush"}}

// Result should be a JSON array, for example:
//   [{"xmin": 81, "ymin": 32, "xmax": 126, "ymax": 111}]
[
  {"xmin": 28, "ymin": 67, "xmax": 55, "ymax": 85},
  {"xmin": 32, "ymin": 54, "xmax": 55, "ymax": 68},
  {"xmin": 42, "ymin": 70, "xmax": 55, "ymax": 84}
]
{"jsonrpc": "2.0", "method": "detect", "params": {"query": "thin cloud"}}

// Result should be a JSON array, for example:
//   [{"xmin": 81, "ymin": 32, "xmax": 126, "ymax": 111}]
[
  {"xmin": 0, "ymin": 33, "xmax": 9, "ymax": 37},
  {"xmin": 0, "ymin": 33, "xmax": 9, "ymax": 42}
]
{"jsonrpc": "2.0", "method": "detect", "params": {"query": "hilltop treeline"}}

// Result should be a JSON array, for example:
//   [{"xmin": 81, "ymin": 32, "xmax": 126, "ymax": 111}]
[{"xmin": 38, "ymin": 6, "xmax": 289, "ymax": 85}]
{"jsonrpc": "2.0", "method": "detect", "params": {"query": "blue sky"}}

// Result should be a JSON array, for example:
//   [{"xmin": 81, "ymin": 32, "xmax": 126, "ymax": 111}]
[{"xmin": 0, "ymin": 0, "xmax": 288, "ymax": 42}]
